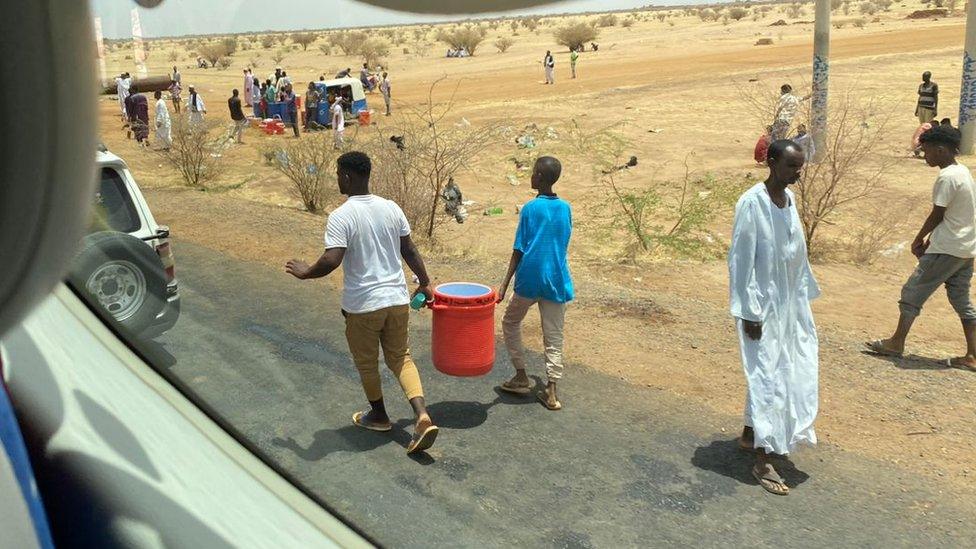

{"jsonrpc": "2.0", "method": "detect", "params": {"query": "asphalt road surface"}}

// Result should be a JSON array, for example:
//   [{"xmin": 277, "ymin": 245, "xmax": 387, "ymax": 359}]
[{"xmin": 146, "ymin": 241, "xmax": 973, "ymax": 548}]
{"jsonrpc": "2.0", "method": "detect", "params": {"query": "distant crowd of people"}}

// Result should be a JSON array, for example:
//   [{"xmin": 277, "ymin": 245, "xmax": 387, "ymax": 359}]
[{"xmin": 114, "ymin": 61, "xmax": 393, "ymax": 150}]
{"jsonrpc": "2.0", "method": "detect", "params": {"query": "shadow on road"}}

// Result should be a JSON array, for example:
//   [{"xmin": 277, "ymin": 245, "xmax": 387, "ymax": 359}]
[
  {"xmin": 691, "ymin": 438, "xmax": 810, "ymax": 489},
  {"xmin": 272, "ymin": 385, "xmax": 543, "ymax": 463},
  {"xmin": 860, "ymin": 350, "xmax": 950, "ymax": 371}
]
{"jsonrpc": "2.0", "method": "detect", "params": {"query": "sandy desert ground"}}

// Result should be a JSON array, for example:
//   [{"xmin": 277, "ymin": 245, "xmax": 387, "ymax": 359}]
[{"xmin": 97, "ymin": 0, "xmax": 976, "ymax": 500}]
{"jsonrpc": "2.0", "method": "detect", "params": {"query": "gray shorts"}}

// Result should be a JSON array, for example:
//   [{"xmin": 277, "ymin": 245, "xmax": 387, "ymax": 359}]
[{"xmin": 899, "ymin": 253, "xmax": 976, "ymax": 323}]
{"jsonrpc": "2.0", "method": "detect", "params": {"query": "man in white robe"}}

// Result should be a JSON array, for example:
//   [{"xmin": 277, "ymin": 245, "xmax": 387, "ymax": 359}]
[
  {"xmin": 116, "ymin": 72, "xmax": 131, "ymax": 118},
  {"xmin": 728, "ymin": 139, "xmax": 821, "ymax": 496},
  {"xmin": 153, "ymin": 90, "xmax": 171, "ymax": 150},
  {"xmin": 186, "ymin": 85, "xmax": 206, "ymax": 125}
]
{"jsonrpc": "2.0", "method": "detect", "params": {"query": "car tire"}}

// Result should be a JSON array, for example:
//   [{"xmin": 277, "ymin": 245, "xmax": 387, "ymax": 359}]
[{"xmin": 68, "ymin": 231, "xmax": 167, "ymax": 336}]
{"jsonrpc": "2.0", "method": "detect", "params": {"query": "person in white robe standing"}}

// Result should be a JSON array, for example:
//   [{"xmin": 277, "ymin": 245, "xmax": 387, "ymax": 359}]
[
  {"xmin": 116, "ymin": 72, "xmax": 131, "ymax": 119},
  {"xmin": 728, "ymin": 139, "xmax": 821, "ymax": 496},
  {"xmin": 153, "ymin": 90, "xmax": 171, "ymax": 150},
  {"xmin": 186, "ymin": 85, "xmax": 206, "ymax": 125},
  {"xmin": 243, "ymin": 68, "xmax": 254, "ymax": 107}
]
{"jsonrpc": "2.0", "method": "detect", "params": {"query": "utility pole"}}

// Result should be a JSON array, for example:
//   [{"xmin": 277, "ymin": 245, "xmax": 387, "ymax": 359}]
[
  {"xmin": 959, "ymin": 3, "xmax": 976, "ymax": 154},
  {"xmin": 811, "ymin": 0, "xmax": 830, "ymax": 162}
]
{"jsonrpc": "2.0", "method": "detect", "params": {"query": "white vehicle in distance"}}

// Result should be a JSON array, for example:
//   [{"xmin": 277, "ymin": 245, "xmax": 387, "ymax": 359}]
[{"xmin": 68, "ymin": 145, "xmax": 180, "ymax": 337}]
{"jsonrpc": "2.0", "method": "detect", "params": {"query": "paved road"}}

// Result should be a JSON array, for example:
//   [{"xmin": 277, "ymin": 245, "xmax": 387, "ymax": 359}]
[{"xmin": 148, "ymin": 241, "xmax": 972, "ymax": 548}]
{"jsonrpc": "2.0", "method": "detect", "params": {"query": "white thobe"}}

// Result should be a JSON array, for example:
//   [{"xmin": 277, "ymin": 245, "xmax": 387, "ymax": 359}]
[
  {"xmin": 116, "ymin": 77, "xmax": 131, "ymax": 115},
  {"xmin": 728, "ymin": 183, "xmax": 820, "ymax": 455},
  {"xmin": 155, "ymin": 99, "xmax": 171, "ymax": 147},
  {"xmin": 187, "ymin": 93, "xmax": 206, "ymax": 124},
  {"xmin": 244, "ymin": 73, "xmax": 254, "ymax": 106}
]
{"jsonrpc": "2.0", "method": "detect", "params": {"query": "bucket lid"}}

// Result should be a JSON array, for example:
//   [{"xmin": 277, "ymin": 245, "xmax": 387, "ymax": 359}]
[{"xmin": 434, "ymin": 282, "xmax": 496, "ymax": 306}]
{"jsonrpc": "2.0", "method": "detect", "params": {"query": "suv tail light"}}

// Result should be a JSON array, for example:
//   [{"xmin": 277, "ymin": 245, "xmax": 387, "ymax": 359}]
[{"xmin": 154, "ymin": 226, "xmax": 176, "ymax": 282}]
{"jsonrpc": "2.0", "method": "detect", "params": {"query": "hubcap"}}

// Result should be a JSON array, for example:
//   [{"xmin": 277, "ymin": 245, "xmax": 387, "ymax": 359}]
[{"xmin": 86, "ymin": 260, "xmax": 147, "ymax": 322}]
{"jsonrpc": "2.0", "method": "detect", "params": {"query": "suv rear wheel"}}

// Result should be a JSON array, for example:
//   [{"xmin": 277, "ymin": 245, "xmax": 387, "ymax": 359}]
[{"xmin": 69, "ymin": 231, "xmax": 167, "ymax": 335}]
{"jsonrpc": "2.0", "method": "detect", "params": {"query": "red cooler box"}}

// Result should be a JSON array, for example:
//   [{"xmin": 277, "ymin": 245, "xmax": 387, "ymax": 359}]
[{"xmin": 430, "ymin": 282, "xmax": 496, "ymax": 376}]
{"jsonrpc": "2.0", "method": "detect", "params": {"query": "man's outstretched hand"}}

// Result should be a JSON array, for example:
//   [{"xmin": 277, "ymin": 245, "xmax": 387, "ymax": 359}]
[
  {"xmin": 742, "ymin": 320, "xmax": 762, "ymax": 341},
  {"xmin": 285, "ymin": 259, "xmax": 310, "ymax": 280}
]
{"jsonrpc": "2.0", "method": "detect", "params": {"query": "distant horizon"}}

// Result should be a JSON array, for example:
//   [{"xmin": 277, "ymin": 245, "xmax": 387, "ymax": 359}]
[{"xmin": 91, "ymin": 0, "xmax": 735, "ymax": 39}]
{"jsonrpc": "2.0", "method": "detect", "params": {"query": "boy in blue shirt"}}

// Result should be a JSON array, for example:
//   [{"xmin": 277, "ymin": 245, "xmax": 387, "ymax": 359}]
[{"xmin": 497, "ymin": 156, "xmax": 574, "ymax": 410}]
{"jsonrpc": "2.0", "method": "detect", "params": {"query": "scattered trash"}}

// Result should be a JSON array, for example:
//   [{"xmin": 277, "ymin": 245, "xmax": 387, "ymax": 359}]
[
  {"xmin": 390, "ymin": 135, "xmax": 405, "ymax": 150},
  {"xmin": 456, "ymin": 117, "xmax": 471, "ymax": 128},
  {"xmin": 698, "ymin": 190, "xmax": 712, "ymax": 199},
  {"xmin": 545, "ymin": 126, "xmax": 558, "ymax": 140},
  {"xmin": 484, "ymin": 207, "xmax": 504, "ymax": 216},
  {"xmin": 440, "ymin": 177, "xmax": 468, "ymax": 223},
  {"xmin": 413, "ymin": 275, "xmax": 420, "ymax": 284},
  {"xmin": 601, "ymin": 155, "xmax": 639, "ymax": 175},
  {"xmin": 648, "ymin": 128, "xmax": 663, "ymax": 134},
  {"xmin": 881, "ymin": 241, "xmax": 909, "ymax": 257},
  {"xmin": 507, "ymin": 175, "xmax": 520, "ymax": 186},
  {"xmin": 516, "ymin": 134, "xmax": 536, "ymax": 149},
  {"xmin": 461, "ymin": 200, "xmax": 476, "ymax": 206},
  {"xmin": 515, "ymin": 203, "xmax": 523, "ymax": 214}
]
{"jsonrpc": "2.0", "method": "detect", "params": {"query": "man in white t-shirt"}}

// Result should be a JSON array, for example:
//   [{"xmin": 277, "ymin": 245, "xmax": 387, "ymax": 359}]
[
  {"xmin": 771, "ymin": 83, "xmax": 810, "ymax": 140},
  {"xmin": 332, "ymin": 97, "xmax": 345, "ymax": 149},
  {"xmin": 867, "ymin": 125, "xmax": 976, "ymax": 371},
  {"xmin": 286, "ymin": 151, "xmax": 440, "ymax": 454}
]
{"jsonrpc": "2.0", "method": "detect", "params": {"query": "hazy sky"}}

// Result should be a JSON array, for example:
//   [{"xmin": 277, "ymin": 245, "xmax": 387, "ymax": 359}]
[{"xmin": 92, "ymin": 0, "xmax": 671, "ymax": 38}]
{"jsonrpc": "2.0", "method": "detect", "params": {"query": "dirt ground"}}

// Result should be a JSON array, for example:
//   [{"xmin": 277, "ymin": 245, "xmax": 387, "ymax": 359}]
[{"xmin": 100, "ymin": 2, "xmax": 975, "ymax": 496}]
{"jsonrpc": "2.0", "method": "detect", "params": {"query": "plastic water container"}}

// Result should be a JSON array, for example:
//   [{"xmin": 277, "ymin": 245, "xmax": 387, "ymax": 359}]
[{"xmin": 431, "ymin": 282, "xmax": 496, "ymax": 377}]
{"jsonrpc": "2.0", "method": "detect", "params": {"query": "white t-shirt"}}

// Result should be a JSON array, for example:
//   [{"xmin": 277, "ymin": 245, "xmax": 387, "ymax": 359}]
[
  {"xmin": 332, "ymin": 102, "xmax": 345, "ymax": 131},
  {"xmin": 325, "ymin": 195, "xmax": 411, "ymax": 313},
  {"xmin": 928, "ymin": 163, "xmax": 976, "ymax": 258}
]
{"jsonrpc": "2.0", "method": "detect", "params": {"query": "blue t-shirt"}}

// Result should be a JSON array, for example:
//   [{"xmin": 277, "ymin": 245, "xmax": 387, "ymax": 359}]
[{"xmin": 513, "ymin": 195, "xmax": 574, "ymax": 303}]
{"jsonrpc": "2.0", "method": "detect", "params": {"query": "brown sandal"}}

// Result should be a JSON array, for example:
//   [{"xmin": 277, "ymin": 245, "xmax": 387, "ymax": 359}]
[{"xmin": 752, "ymin": 464, "xmax": 790, "ymax": 496}]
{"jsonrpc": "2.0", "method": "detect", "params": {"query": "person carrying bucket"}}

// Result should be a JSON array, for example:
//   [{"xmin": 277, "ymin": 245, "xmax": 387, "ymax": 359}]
[
  {"xmin": 285, "ymin": 151, "xmax": 439, "ymax": 455},
  {"xmin": 497, "ymin": 156, "xmax": 574, "ymax": 410}
]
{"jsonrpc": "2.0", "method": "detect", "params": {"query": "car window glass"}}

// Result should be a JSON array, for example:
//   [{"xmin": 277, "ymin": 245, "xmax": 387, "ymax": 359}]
[{"xmin": 93, "ymin": 168, "xmax": 140, "ymax": 234}]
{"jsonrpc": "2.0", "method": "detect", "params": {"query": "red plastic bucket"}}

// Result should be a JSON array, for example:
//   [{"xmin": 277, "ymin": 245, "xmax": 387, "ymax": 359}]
[{"xmin": 431, "ymin": 282, "xmax": 496, "ymax": 377}]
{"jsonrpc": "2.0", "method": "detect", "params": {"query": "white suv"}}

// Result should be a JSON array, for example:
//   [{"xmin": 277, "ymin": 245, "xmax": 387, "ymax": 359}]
[{"xmin": 68, "ymin": 146, "xmax": 180, "ymax": 338}]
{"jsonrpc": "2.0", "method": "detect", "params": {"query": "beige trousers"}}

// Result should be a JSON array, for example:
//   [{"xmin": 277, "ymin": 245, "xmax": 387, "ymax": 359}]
[
  {"xmin": 344, "ymin": 305, "xmax": 424, "ymax": 402},
  {"xmin": 502, "ymin": 294, "xmax": 567, "ymax": 381}
]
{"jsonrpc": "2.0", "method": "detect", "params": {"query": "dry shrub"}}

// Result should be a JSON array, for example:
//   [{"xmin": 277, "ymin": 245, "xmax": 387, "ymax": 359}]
[
  {"xmin": 831, "ymin": 0, "xmax": 844, "ymax": 9},
  {"xmin": 843, "ymin": 200, "xmax": 917, "ymax": 265},
  {"xmin": 166, "ymin": 117, "xmax": 224, "ymax": 188},
  {"xmin": 622, "ymin": 18, "xmax": 635, "ymax": 28},
  {"xmin": 785, "ymin": 3, "xmax": 805, "ymax": 18},
  {"xmin": 366, "ymin": 78, "xmax": 498, "ymax": 240},
  {"xmin": 358, "ymin": 37, "xmax": 390, "ymax": 66},
  {"xmin": 553, "ymin": 21, "xmax": 599, "ymax": 51},
  {"xmin": 167, "ymin": 50, "xmax": 179, "ymax": 62},
  {"xmin": 261, "ymin": 36, "xmax": 274, "ymax": 49},
  {"xmin": 331, "ymin": 31, "xmax": 368, "ymax": 56},
  {"xmin": 494, "ymin": 36, "xmax": 514, "ymax": 53},
  {"xmin": 198, "ymin": 42, "xmax": 232, "ymax": 68},
  {"xmin": 729, "ymin": 7, "xmax": 749, "ymax": 20},
  {"xmin": 860, "ymin": 1, "xmax": 879, "ymax": 14},
  {"xmin": 217, "ymin": 56, "xmax": 233, "ymax": 70},
  {"xmin": 291, "ymin": 32, "xmax": 316, "ymax": 51},
  {"xmin": 755, "ymin": 37, "xmax": 775, "ymax": 45},
  {"xmin": 699, "ymin": 8, "xmax": 719, "ymax": 21},
  {"xmin": 656, "ymin": 13, "xmax": 668, "ymax": 21},
  {"xmin": 853, "ymin": 17, "xmax": 867, "ymax": 27},
  {"xmin": 834, "ymin": 20, "xmax": 848, "ymax": 28},
  {"xmin": 796, "ymin": 92, "xmax": 895, "ymax": 254},
  {"xmin": 435, "ymin": 27, "xmax": 485, "ymax": 55},
  {"xmin": 318, "ymin": 44, "xmax": 331, "ymax": 55},
  {"xmin": 596, "ymin": 14, "xmax": 618, "ymax": 27},
  {"xmin": 267, "ymin": 133, "xmax": 341, "ymax": 214},
  {"xmin": 271, "ymin": 48, "xmax": 287, "ymax": 65}
]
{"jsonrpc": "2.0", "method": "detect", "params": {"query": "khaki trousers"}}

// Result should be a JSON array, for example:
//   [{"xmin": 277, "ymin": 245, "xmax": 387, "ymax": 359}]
[
  {"xmin": 502, "ymin": 294, "xmax": 567, "ymax": 381},
  {"xmin": 344, "ymin": 305, "xmax": 424, "ymax": 402}
]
